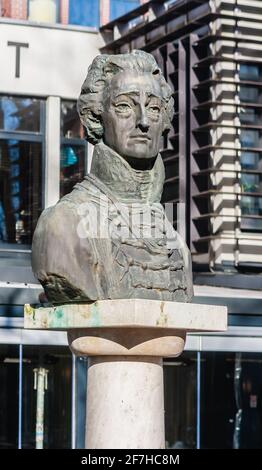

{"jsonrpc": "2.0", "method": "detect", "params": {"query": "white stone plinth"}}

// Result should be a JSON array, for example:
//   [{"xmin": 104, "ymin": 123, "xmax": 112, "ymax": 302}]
[
  {"xmin": 24, "ymin": 299, "xmax": 227, "ymax": 449},
  {"xmin": 86, "ymin": 356, "xmax": 164, "ymax": 449}
]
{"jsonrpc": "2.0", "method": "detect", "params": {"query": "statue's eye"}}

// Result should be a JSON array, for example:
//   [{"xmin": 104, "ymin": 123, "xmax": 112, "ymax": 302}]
[
  {"xmin": 148, "ymin": 106, "xmax": 160, "ymax": 114},
  {"xmin": 115, "ymin": 103, "xmax": 131, "ymax": 112}
]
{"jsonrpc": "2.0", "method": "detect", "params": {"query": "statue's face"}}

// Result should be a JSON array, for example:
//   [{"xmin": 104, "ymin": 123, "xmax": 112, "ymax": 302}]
[{"xmin": 102, "ymin": 71, "xmax": 166, "ymax": 161}]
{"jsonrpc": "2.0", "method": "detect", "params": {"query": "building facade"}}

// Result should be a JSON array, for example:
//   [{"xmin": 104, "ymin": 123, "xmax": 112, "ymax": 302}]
[
  {"xmin": 0, "ymin": 2, "xmax": 103, "ymax": 449},
  {"xmin": 99, "ymin": 0, "xmax": 262, "ymax": 449},
  {"xmin": 0, "ymin": 0, "xmax": 142, "ymax": 26},
  {"xmin": 1, "ymin": 0, "xmax": 262, "ymax": 450}
]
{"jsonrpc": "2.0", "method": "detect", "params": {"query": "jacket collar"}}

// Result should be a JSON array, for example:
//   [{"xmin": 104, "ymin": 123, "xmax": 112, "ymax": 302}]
[{"xmin": 89, "ymin": 142, "xmax": 165, "ymax": 204}]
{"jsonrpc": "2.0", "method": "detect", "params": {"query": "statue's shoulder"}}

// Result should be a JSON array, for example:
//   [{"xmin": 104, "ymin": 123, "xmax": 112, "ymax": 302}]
[
  {"xmin": 38, "ymin": 177, "xmax": 101, "ymax": 225},
  {"xmin": 35, "ymin": 199, "xmax": 77, "ymax": 234}
]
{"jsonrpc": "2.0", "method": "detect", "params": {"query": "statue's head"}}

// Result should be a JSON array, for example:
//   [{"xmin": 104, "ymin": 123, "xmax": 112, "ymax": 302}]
[{"xmin": 78, "ymin": 50, "xmax": 174, "ymax": 163}]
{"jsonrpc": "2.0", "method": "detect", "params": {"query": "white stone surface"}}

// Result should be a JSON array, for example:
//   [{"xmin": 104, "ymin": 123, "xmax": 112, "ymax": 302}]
[
  {"xmin": 68, "ymin": 326, "xmax": 186, "ymax": 357},
  {"xmin": 24, "ymin": 299, "xmax": 228, "ymax": 332},
  {"xmin": 85, "ymin": 356, "xmax": 165, "ymax": 449}
]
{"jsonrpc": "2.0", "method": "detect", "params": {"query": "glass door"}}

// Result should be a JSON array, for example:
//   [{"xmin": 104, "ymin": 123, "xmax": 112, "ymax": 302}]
[
  {"xmin": 164, "ymin": 352, "xmax": 197, "ymax": 449},
  {"xmin": 0, "ymin": 345, "xmax": 19, "ymax": 449},
  {"xmin": 22, "ymin": 345, "xmax": 72, "ymax": 449},
  {"xmin": 200, "ymin": 352, "xmax": 262, "ymax": 449}
]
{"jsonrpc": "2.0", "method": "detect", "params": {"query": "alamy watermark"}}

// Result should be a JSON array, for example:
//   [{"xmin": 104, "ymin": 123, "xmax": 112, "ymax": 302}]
[{"xmin": 76, "ymin": 196, "xmax": 185, "ymax": 250}]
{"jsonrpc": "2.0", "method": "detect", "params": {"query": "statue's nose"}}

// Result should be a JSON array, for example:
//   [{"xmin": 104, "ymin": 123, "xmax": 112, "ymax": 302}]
[{"xmin": 137, "ymin": 106, "xmax": 149, "ymax": 131}]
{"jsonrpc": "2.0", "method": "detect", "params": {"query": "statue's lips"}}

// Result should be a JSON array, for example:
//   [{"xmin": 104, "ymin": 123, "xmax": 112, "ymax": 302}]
[{"xmin": 130, "ymin": 135, "xmax": 151, "ymax": 141}]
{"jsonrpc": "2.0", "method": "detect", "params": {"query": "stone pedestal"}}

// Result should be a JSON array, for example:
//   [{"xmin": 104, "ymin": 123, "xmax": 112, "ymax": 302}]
[
  {"xmin": 86, "ymin": 356, "xmax": 164, "ymax": 449},
  {"xmin": 24, "ymin": 299, "xmax": 227, "ymax": 449}
]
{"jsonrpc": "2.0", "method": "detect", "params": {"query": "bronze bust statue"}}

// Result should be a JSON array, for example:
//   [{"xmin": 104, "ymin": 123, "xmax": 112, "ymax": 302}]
[{"xmin": 32, "ymin": 50, "xmax": 193, "ymax": 303}]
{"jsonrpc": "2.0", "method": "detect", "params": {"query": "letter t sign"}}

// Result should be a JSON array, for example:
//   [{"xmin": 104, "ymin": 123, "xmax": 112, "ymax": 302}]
[{"xmin": 7, "ymin": 41, "xmax": 29, "ymax": 78}]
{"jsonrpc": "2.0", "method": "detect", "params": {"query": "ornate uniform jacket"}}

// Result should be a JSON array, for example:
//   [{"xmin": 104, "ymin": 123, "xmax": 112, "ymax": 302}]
[{"xmin": 32, "ymin": 143, "xmax": 193, "ymax": 303}]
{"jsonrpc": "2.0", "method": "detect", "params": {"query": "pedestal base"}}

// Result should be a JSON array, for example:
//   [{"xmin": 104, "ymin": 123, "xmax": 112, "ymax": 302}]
[
  {"xmin": 86, "ymin": 356, "xmax": 164, "ymax": 449},
  {"xmin": 24, "ymin": 299, "xmax": 227, "ymax": 449}
]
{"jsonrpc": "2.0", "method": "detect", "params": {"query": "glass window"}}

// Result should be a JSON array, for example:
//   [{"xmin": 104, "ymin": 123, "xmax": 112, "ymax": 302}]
[
  {"xmin": 22, "ymin": 345, "xmax": 72, "ymax": 449},
  {"xmin": 0, "ymin": 140, "xmax": 42, "ymax": 244},
  {"xmin": 201, "ymin": 352, "xmax": 262, "ymax": 449},
  {"xmin": 75, "ymin": 356, "xmax": 88, "ymax": 449},
  {"xmin": 61, "ymin": 101, "xmax": 84, "ymax": 140},
  {"xmin": 110, "ymin": 0, "xmax": 140, "ymax": 21},
  {"xmin": 241, "ymin": 195, "xmax": 262, "ymax": 216},
  {"xmin": 68, "ymin": 0, "xmax": 99, "ymax": 28},
  {"xmin": 0, "ymin": 96, "xmax": 42, "ymax": 133},
  {"xmin": 240, "ymin": 108, "xmax": 255, "ymax": 125},
  {"xmin": 239, "ymin": 108, "xmax": 260, "ymax": 125},
  {"xmin": 240, "ymin": 151, "xmax": 262, "ymax": 171},
  {"xmin": 239, "ymin": 64, "xmax": 260, "ymax": 82},
  {"xmin": 0, "ymin": 1, "xmax": 27, "ymax": 20},
  {"xmin": 241, "ymin": 217, "xmax": 262, "ymax": 231},
  {"xmin": 60, "ymin": 144, "xmax": 85, "ymax": 197},
  {"xmin": 240, "ymin": 130, "xmax": 260, "ymax": 148},
  {"xmin": 239, "ymin": 86, "xmax": 259, "ymax": 104},
  {"xmin": 60, "ymin": 100, "xmax": 86, "ymax": 197},
  {"xmin": 241, "ymin": 173, "xmax": 261, "ymax": 193},
  {"xmin": 164, "ymin": 353, "xmax": 197, "ymax": 449},
  {"xmin": 0, "ymin": 345, "xmax": 19, "ymax": 449},
  {"xmin": 28, "ymin": 0, "xmax": 59, "ymax": 24}
]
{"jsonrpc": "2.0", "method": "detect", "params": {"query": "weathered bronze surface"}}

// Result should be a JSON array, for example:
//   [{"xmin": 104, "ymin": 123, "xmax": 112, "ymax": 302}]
[{"xmin": 32, "ymin": 50, "xmax": 193, "ymax": 303}]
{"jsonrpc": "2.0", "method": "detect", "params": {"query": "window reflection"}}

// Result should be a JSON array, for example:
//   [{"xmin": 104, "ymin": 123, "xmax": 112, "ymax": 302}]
[
  {"xmin": 241, "ymin": 195, "xmax": 262, "ymax": 230},
  {"xmin": 110, "ymin": 0, "xmax": 140, "ymax": 21},
  {"xmin": 0, "ymin": 345, "xmax": 19, "ymax": 449},
  {"xmin": 241, "ymin": 195, "xmax": 262, "ymax": 216},
  {"xmin": 75, "ymin": 357, "xmax": 88, "ymax": 449},
  {"xmin": 239, "ymin": 86, "xmax": 259, "ymax": 104},
  {"xmin": 0, "ymin": 140, "xmax": 42, "ymax": 244},
  {"xmin": 240, "ymin": 130, "xmax": 260, "ymax": 148},
  {"xmin": 61, "ymin": 101, "xmax": 84, "ymax": 139},
  {"xmin": 60, "ymin": 100, "xmax": 86, "ymax": 197},
  {"xmin": 164, "ymin": 353, "xmax": 197, "ymax": 449},
  {"xmin": 22, "ymin": 345, "xmax": 72, "ymax": 449},
  {"xmin": 239, "ymin": 108, "xmax": 262, "ymax": 125},
  {"xmin": 28, "ymin": 0, "xmax": 59, "ymax": 23},
  {"xmin": 240, "ymin": 151, "xmax": 262, "ymax": 171},
  {"xmin": 201, "ymin": 352, "xmax": 262, "ymax": 449},
  {"xmin": 0, "ymin": 96, "xmax": 42, "ymax": 133},
  {"xmin": 68, "ymin": 0, "xmax": 99, "ymax": 27},
  {"xmin": 60, "ymin": 144, "xmax": 85, "ymax": 197},
  {"xmin": 239, "ymin": 64, "xmax": 261, "ymax": 82},
  {"xmin": 241, "ymin": 173, "xmax": 262, "ymax": 193}
]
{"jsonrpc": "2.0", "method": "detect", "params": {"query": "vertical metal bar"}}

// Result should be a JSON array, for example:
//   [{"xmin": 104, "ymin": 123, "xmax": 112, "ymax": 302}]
[
  {"xmin": 18, "ymin": 344, "xmax": 23, "ymax": 449},
  {"xmin": 178, "ymin": 39, "xmax": 187, "ymax": 208},
  {"xmin": 196, "ymin": 349, "xmax": 201, "ymax": 449},
  {"xmin": 40, "ymin": 99, "xmax": 46, "ymax": 212},
  {"xmin": 45, "ymin": 96, "xmax": 61, "ymax": 208},
  {"xmin": 71, "ymin": 353, "xmax": 76, "ymax": 449},
  {"xmin": 34, "ymin": 368, "xmax": 48, "ymax": 449}
]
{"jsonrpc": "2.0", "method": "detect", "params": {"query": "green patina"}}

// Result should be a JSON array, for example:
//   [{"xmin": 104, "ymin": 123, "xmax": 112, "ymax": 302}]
[
  {"xmin": 89, "ymin": 303, "xmax": 101, "ymax": 327},
  {"xmin": 48, "ymin": 306, "xmax": 69, "ymax": 328}
]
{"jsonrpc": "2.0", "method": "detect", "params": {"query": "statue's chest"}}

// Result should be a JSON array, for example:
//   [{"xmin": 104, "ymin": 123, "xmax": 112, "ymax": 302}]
[{"xmin": 104, "ymin": 203, "xmax": 188, "ymax": 301}]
